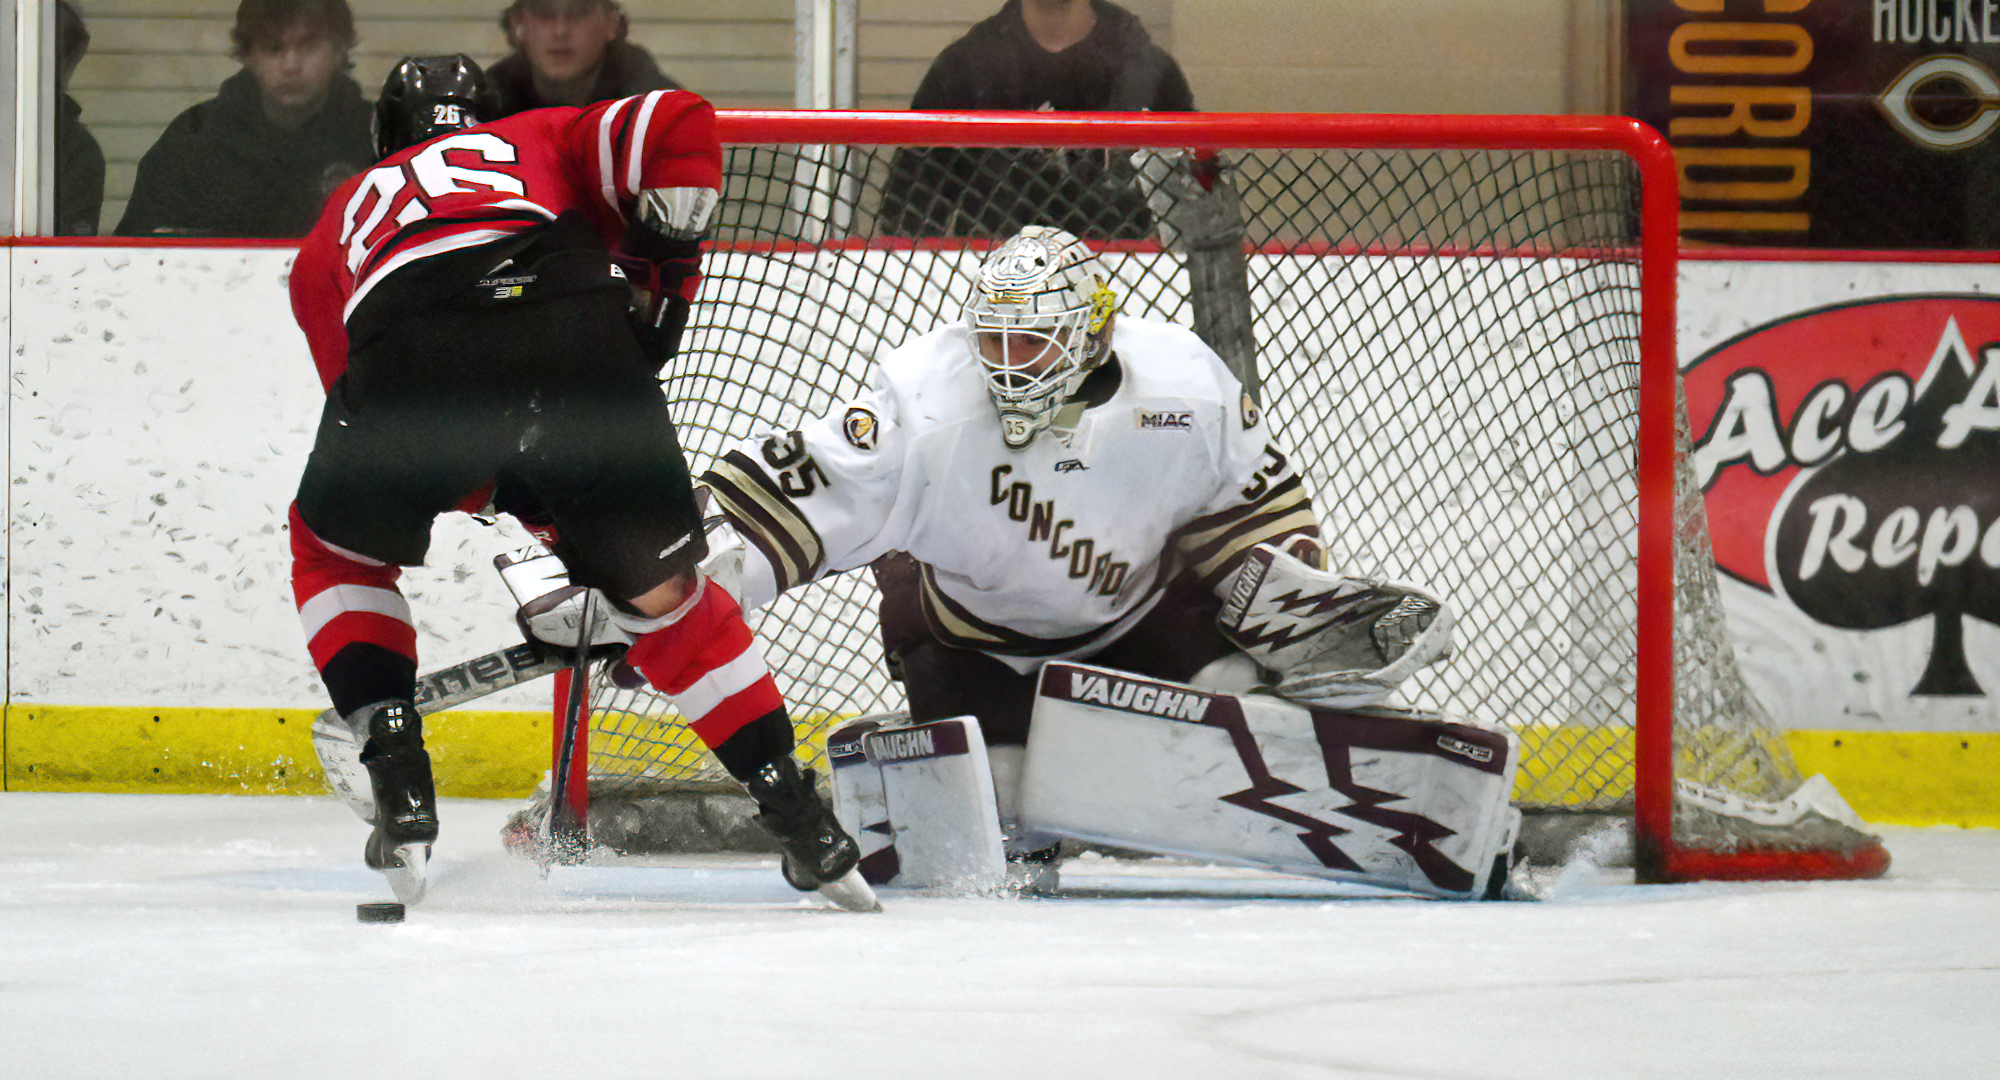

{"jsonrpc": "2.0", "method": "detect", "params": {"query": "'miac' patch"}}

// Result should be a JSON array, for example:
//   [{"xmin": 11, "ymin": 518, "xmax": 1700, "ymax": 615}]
[{"xmin": 843, "ymin": 406, "xmax": 880, "ymax": 450}]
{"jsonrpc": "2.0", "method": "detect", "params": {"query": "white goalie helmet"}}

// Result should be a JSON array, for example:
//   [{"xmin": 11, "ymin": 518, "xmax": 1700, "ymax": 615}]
[{"xmin": 965, "ymin": 225, "xmax": 1119, "ymax": 449}]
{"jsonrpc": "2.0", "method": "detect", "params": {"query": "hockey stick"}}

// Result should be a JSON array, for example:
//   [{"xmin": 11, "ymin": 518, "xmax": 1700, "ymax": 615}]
[
  {"xmin": 1136, "ymin": 149, "xmax": 1260, "ymax": 401},
  {"xmin": 543, "ymin": 590, "xmax": 596, "ymax": 864},
  {"xmin": 312, "ymin": 639, "xmax": 571, "ymax": 737},
  {"xmin": 412, "ymin": 639, "xmax": 570, "ymax": 713},
  {"xmin": 313, "ymin": 633, "xmax": 630, "ymax": 738}
]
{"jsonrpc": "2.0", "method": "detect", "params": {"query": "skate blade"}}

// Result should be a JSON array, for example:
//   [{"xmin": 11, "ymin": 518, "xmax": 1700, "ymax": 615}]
[
  {"xmin": 380, "ymin": 843, "xmax": 431, "ymax": 905},
  {"xmin": 816, "ymin": 867, "xmax": 883, "ymax": 913}
]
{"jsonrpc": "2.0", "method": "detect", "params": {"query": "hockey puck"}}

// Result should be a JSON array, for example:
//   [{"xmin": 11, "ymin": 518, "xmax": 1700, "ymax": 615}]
[{"xmin": 356, "ymin": 902, "xmax": 405, "ymax": 924}]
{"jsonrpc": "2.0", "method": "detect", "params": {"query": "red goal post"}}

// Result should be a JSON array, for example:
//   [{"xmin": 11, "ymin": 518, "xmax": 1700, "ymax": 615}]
[{"xmin": 550, "ymin": 110, "xmax": 1886, "ymax": 884}]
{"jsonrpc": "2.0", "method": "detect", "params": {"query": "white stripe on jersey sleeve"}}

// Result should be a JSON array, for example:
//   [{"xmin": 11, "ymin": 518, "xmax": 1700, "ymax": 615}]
[
  {"xmin": 626, "ymin": 91, "xmax": 667, "ymax": 198},
  {"xmin": 669, "ymin": 643, "xmax": 770, "ymax": 719},
  {"xmin": 596, "ymin": 96, "xmax": 635, "ymax": 212},
  {"xmin": 489, "ymin": 198, "xmax": 558, "ymax": 220}
]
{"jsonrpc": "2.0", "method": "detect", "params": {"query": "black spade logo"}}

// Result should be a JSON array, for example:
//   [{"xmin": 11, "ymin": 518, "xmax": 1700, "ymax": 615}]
[{"xmin": 1774, "ymin": 334, "xmax": 2000, "ymax": 697}]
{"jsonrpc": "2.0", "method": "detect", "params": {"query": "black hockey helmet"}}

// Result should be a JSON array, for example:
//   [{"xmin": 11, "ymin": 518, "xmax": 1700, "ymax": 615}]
[{"xmin": 373, "ymin": 54, "xmax": 499, "ymax": 160}]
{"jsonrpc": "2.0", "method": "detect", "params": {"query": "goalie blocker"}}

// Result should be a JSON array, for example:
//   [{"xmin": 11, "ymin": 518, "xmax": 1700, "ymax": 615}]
[{"xmin": 1020, "ymin": 663, "xmax": 1521, "ymax": 900}]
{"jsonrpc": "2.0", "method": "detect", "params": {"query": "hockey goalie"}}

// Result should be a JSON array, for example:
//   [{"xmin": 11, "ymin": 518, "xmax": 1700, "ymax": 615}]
[{"xmin": 527, "ymin": 226, "xmax": 1519, "ymax": 898}]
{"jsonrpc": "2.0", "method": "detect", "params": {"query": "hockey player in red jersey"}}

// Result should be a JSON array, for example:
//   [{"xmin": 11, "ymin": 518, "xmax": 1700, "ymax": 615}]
[{"xmin": 287, "ymin": 55, "xmax": 868, "ymax": 907}]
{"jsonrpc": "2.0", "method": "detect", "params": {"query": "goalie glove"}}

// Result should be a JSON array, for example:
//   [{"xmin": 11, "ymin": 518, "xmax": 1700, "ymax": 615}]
[
  {"xmin": 613, "ymin": 186, "xmax": 719, "ymax": 371},
  {"xmin": 1216, "ymin": 543, "xmax": 1455, "ymax": 708},
  {"xmin": 1129, "ymin": 148, "xmax": 1247, "ymax": 254}
]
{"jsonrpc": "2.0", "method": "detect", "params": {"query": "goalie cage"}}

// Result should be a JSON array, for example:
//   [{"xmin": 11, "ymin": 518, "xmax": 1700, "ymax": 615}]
[{"xmin": 513, "ymin": 111, "xmax": 1888, "ymax": 885}]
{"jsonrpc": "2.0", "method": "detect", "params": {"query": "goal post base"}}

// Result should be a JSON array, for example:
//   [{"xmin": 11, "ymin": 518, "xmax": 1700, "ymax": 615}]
[{"xmin": 1639, "ymin": 841, "xmax": 1892, "ymax": 885}]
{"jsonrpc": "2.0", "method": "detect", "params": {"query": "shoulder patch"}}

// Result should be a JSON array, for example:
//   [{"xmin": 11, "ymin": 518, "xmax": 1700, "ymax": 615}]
[
  {"xmin": 842, "ymin": 406, "xmax": 880, "ymax": 451},
  {"xmin": 1240, "ymin": 392, "xmax": 1260, "ymax": 430}
]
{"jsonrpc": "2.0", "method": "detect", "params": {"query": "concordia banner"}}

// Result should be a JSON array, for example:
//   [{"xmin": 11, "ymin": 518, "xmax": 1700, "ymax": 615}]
[
  {"xmin": 1684, "ymin": 261, "xmax": 1999, "ymax": 732},
  {"xmin": 1626, "ymin": 0, "xmax": 2000, "ymax": 248}
]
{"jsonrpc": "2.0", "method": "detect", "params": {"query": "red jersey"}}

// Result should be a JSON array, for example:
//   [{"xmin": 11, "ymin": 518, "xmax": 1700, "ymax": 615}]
[{"xmin": 290, "ymin": 90, "xmax": 722, "ymax": 392}]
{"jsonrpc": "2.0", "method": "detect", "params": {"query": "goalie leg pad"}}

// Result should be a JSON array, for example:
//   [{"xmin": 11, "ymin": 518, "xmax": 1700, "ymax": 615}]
[
  {"xmin": 828, "ymin": 718, "xmax": 898, "ymax": 884},
  {"xmin": 1019, "ymin": 662, "xmax": 1519, "ymax": 900},
  {"xmin": 828, "ymin": 714, "xmax": 1007, "ymax": 894}
]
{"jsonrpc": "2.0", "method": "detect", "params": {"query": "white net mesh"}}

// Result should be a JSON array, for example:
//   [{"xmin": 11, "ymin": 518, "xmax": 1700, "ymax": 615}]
[{"xmin": 553, "ymin": 125, "xmax": 1877, "ymax": 871}]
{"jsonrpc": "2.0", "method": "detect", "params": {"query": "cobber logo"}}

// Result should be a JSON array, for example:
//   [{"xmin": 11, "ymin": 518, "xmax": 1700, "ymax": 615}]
[
  {"xmin": 1688, "ymin": 296, "xmax": 2000, "ymax": 697},
  {"xmin": 842, "ymin": 407, "xmax": 879, "ymax": 451}
]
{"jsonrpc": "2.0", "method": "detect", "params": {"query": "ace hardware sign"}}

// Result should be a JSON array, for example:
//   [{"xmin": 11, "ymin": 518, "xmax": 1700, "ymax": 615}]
[{"xmin": 1688, "ymin": 295, "xmax": 2000, "ymax": 700}]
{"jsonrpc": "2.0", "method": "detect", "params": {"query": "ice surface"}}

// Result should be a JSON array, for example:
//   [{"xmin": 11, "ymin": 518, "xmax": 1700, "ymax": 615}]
[{"xmin": 0, "ymin": 793, "xmax": 1993, "ymax": 1079}]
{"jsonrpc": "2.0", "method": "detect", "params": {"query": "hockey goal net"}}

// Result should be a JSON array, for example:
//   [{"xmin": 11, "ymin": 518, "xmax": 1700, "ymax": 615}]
[{"xmin": 551, "ymin": 111, "xmax": 1887, "ymax": 883}]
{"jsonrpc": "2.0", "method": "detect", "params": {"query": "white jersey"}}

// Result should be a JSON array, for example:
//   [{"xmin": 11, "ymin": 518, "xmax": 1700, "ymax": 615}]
[{"xmin": 702, "ymin": 317, "xmax": 1318, "ymax": 668}]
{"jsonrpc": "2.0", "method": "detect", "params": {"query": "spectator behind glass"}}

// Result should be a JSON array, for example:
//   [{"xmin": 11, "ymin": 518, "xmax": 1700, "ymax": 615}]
[
  {"xmin": 880, "ymin": 0, "xmax": 1194, "ymax": 239},
  {"xmin": 114, "ymin": 0, "xmax": 372, "ymax": 238},
  {"xmin": 55, "ymin": 1, "xmax": 105, "ymax": 236},
  {"xmin": 489, "ymin": 0, "xmax": 680, "ymax": 116}
]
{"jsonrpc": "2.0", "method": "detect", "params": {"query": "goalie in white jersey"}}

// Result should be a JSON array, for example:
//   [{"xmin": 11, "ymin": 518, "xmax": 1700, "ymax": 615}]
[
  {"xmin": 695, "ymin": 226, "xmax": 1463, "ymax": 885},
  {"xmin": 705, "ymin": 226, "xmax": 1317, "ymax": 722}
]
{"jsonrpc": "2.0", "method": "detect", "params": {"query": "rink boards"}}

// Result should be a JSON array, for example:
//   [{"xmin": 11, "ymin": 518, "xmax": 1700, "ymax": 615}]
[{"xmin": 0, "ymin": 243, "xmax": 1991, "ymax": 823}]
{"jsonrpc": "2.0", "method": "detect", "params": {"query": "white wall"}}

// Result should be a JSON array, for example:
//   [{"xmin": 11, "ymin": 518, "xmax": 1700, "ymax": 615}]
[
  {"xmin": 6, "ymin": 244, "xmax": 539, "ymax": 709},
  {"xmin": 6, "ymin": 244, "xmax": 1995, "ymax": 732}
]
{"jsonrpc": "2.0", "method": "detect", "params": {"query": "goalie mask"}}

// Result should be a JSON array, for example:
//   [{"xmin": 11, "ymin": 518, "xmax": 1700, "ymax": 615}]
[
  {"xmin": 966, "ymin": 226, "xmax": 1118, "ymax": 450},
  {"xmin": 373, "ymin": 55, "xmax": 498, "ymax": 160}
]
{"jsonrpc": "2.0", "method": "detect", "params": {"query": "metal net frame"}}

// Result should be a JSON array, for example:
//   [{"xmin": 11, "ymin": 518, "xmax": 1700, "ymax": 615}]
[{"xmin": 562, "ymin": 111, "xmax": 1884, "ymax": 881}]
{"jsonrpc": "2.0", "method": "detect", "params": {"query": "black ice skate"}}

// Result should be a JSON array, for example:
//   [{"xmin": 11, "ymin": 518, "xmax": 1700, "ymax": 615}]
[
  {"xmin": 358, "ymin": 700, "xmax": 438, "ymax": 904},
  {"xmin": 745, "ymin": 755, "xmax": 880, "ymax": 912}
]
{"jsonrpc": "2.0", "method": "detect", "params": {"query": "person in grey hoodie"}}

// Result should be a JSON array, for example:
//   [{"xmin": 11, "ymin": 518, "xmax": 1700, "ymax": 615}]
[
  {"xmin": 487, "ymin": 0, "xmax": 680, "ymax": 117},
  {"xmin": 115, "ymin": 0, "xmax": 372, "ymax": 238},
  {"xmin": 880, "ymin": 0, "xmax": 1195, "ymax": 239}
]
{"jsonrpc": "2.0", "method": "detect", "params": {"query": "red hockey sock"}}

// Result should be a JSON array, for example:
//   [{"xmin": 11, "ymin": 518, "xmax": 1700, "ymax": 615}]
[
  {"xmin": 290, "ymin": 504, "xmax": 422, "ymax": 716},
  {"xmin": 290, "ymin": 504, "xmax": 418, "ymax": 700},
  {"xmin": 623, "ymin": 579, "xmax": 784, "ymax": 749}
]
